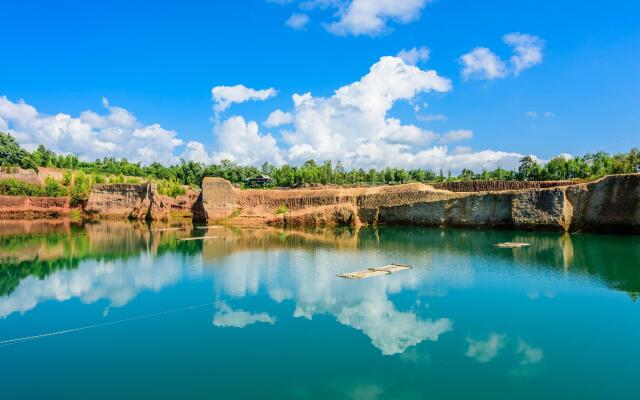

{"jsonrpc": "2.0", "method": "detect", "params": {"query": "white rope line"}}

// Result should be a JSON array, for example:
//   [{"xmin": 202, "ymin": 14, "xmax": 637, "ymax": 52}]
[{"xmin": 0, "ymin": 290, "xmax": 268, "ymax": 348}]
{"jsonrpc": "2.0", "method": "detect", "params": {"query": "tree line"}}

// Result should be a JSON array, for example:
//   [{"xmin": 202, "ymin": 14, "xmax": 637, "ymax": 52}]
[{"xmin": 1, "ymin": 132, "xmax": 638, "ymax": 189}]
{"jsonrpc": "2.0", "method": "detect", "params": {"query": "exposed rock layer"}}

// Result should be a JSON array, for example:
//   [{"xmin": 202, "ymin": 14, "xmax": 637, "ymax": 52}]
[
  {"xmin": 0, "ymin": 195, "xmax": 71, "ymax": 219},
  {"xmin": 196, "ymin": 175, "xmax": 640, "ymax": 233},
  {"xmin": 84, "ymin": 183, "xmax": 169, "ymax": 220}
]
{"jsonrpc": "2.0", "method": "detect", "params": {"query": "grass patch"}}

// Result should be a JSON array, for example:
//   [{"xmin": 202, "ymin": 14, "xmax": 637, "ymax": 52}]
[
  {"xmin": 70, "ymin": 209, "xmax": 82, "ymax": 222},
  {"xmin": 275, "ymin": 203, "xmax": 288, "ymax": 214}
]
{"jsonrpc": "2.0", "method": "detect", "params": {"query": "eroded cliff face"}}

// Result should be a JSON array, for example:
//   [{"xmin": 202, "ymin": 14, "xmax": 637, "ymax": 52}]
[
  {"xmin": 0, "ymin": 196, "xmax": 71, "ymax": 219},
  {"xmin": 84, "ymin": 183, "xmax": 168, "ymax": 220},
  {"xmin": 195, "ymin": 174, "xmax": 640, "ymax": 233}
]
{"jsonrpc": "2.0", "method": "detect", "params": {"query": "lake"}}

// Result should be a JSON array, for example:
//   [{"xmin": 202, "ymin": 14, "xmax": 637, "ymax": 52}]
[{"xmin": 1, "ymin": 220, "xmax": 639, "ymax": 399}]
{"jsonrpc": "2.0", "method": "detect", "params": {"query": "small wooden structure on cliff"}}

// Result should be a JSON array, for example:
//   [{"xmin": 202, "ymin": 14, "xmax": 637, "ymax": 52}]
[{"xmin": 246, "ymin": 175, "xmax": 272, "ymax": 188}]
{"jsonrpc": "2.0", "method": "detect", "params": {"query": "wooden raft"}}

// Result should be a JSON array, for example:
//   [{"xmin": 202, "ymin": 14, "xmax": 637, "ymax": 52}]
[
  {"xmin": 337, "ymin": 263, "xmax": 413, "ymax": 280},
  {"xmin": 178, "ymin": 236, "xmax": 220, "ymax": 241},
  {"xmin": 494, "ymin": 242, "xmax": 530, "ymax": 248}
]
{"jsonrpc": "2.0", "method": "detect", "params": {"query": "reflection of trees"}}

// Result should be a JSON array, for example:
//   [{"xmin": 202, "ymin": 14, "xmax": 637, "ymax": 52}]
[
  {"xmin": 1, "ymin": 221, "xmax": 639, "ymax": 322},
  {"xmin": 0, "ymin": 220, "xmax": 199, "ymax": 296}
]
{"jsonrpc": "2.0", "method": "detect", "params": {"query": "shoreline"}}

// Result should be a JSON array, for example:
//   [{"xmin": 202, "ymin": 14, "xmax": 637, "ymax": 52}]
[{"xmin": 1, "ymin": 174, "xmax": 638, "ymax": 234}]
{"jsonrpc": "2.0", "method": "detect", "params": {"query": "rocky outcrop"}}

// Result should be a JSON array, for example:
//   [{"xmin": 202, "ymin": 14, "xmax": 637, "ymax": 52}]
[
  {"xmin": 567, "ymin": 174, "xmax": 640, "ymax": 232},
  {"xmin": 192, "ymin": 178, "xmax": 237, "ymax": 221},
  {"xmin": 0, "ymin": 195, "xmax": 71, "ymax": 219},
  {"xmin": 159, "ymin": 189, "xmax": 200, "ymax": 219},
  {"xmin": 195, "ymin": 174, "xmax": 640, "ymax": 233},
  {"xmin": 84, "ymin": 183, "xmax": 168, "ymax": 220}
]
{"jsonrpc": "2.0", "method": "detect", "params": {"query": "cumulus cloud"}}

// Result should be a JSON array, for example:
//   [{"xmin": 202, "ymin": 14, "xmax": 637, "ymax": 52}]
[
  {"xmin": 503, "ymin": 33, "xmax": 544, "ymax": 75},
  {"xmin": 337, "ymin": 297, "xmax": 452, "ymax": 355},
  {"xmin": 0, "ymin": 95, "xmax": 188, "ymax": 165},
  {"xmin": 460, "ymin": 33, "xmax": 544, "ymax": 80},
  {"xmin": 326, "ymin": 0, "xmax": 430, "ymax": 36},
  {"xmin": 397, "ymin": 46, "xmax": 430, "ymax": 65},
  {"xmin": 271, "ymin": 0, "xmax": 430, "ymax": 36},
  {"xmin": 285, "ymin": 13, "xmax": 310, "ymax": 29},
  {"xmin": 264, "ymin": 109, "xmax": 294, "ymax": 127},
  {"xmin": 179, "ymin": 141, "xmax": 212, "ymax": 164},
  {"xmin": 213, "ymin": 301, "xmax": 276, "ymax": 328},
  {"xmin": 438, "ymin": 129, "xmax": 473, "ymax": 144},
  {"xmin": 282, "ymin": 56, "xmax": 451, "ymax": 166},
  {"xmin": 212, "ymin": 56, "xmax": 526, "ymax": 172},
  {"xmin": 211, "ymin": 84, "xmax": 277, "ymax": 115},
  {"xmin": 460, "ymin": 47, "xmax": 507, "ymax": 80},
  {"xmin": 212, "ymin": 115, "xmax": 285, "ymax": 165},
  {"xmin": 466, "ymin": 333, "xmax": 506, "ymax": 363}
]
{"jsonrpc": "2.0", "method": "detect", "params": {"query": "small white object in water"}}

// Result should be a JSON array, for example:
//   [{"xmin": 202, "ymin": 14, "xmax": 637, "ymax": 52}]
[
  {"xmin": 178, "ymin": 236, "xmax": 220, "ymax": 241},
  {"xmin": 494, "ymin": 242, "xmax": 530, "ymax": 248}
]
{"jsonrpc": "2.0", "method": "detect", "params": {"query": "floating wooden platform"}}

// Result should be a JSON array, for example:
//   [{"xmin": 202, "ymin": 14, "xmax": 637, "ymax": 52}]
[
  {"xmin": 337, "ymin": 263, "xmax": 413, "ymax": 280},
  {"xmin": 494, "ymin": 242, "xmax": 530, "ymax": 248},
  {"xmin": 196, "ymin": 225, "xmax": 223, "ymax": 229},
  {"xmin": 178, "ymin": 236, "xmax": 220, "ymax": 241},
  {"xmin": 151, "ymin": 227, "xmax": 185, "ymax": 232}
]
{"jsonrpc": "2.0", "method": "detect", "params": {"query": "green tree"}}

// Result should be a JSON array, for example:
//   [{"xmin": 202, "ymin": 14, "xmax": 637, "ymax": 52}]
[
  {"xmin": 518, "ymin": 156, "xmax": 541, "ymax": 181},
  {"xmin": 0, "ymin": 132, "xmax": 37, "ymax": 170}
]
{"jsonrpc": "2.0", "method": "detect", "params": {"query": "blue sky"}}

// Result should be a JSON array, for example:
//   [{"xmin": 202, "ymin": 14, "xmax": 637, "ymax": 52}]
[{"xmin": 1, "ymin": 0, "xmax": 638, "ymax": 171}]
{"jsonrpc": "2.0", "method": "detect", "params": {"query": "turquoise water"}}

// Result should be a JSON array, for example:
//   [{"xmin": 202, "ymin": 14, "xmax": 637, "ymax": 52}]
[{"xmin": 0, "ymin": 221, "xmax": 639, "ymax": 399}]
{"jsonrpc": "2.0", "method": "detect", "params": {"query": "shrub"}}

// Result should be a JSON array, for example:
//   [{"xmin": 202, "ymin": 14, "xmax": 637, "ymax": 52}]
[
  {"xmin": 0, "ymin": 178, "xmax": 46, "ymax": 196},
  {"xmin": 70, "ymin": 171, "xmax": 91, "ymax": 206},
  {"xmin": 275, "ymin": 203, "xmax": 288, "ymax": 214},
  {"xmin": 93, "ymin": 174, "xmax": 105, "ymax": 184},
  {"xmin": 62, "ymin": 170, "xmax": 73, "ymax": 186},
  {"xmin": 44, "ymin": 177, "xmax": 68, "ymax": 197},
  {"xmin": 157, "ymin": 179, "xmax": 187, "ymax": 198}
]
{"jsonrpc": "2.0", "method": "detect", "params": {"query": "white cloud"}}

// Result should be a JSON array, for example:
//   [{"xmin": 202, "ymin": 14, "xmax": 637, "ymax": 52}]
[
  {"xmin": 503, "ymin": 33, "xmax": 544, "ymax": 75},
  {"xmin": 286, "ymin": 13, "xmax": 310, "ymax": 29},
  {"xmin": 336, "ymin": 297, "xmax": 452, "ymax": 355},
  {"xmin": 179, "ymin": 141, "xmax": 212, "ymax": 164},
  {"xmin": 438, "ymin": 129, "xmax": 473, "ymax": 144},
  {"xmin": 466, "ymin": 333, "xmax": 506, "ymax": 363},
  {"xmin": 212, "ymin": 56, "xmax": 526, "ymax": 172},
  {"xmin": 213, "ymin": 301, "xmax": 276, "ymax": 328},
  {"xmin": 397, "ymin": 46, "xmax": 430, "ymax": 65},
  {"xmin": 525, "ymin": 111, "xmax": 554, "ymax": 119},
  {"xmin": 325, "ymin": 0, "xmax": 430, "ymax": 36},
  {"xmin": 212, "ymin": 115, "xmax": 285, "ymax": 166},
  {"xmin": 417, "ymin": 113, "xmax": 447, "ymax": 122},
  {"xmin": 460, "ymin": 33, "xmax": 544, "ymax": 80},
  {"xmin": 264, "ymin": 109, "xmax": 294, "ymax": 127},
  {"xmin": 460, "ymin": 47, "xmax": 508, "ymax": 80},
  {"xmin": 282, "ymin": 56, "xmax": 451, "ymax": 166},
  {"xmin": 0, "ymin": 252, "xmax": 184, "ymax": 318},
  {"xmin": 516, "ymin": 340, "xmax": 542, "ymax": 364},
  {"xmin": 0, "ymin": 95, "xmax": 188, "ymax": 165},
  {"xmin": 211, "ymin": 84, "xmax": 277, "ymax": 115}
]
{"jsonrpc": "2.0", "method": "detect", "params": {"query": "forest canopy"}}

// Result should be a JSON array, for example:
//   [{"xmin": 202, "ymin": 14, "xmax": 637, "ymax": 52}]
[{"xmin": 1, "ymin": 132, "xmax": 638, "ymax": 188}]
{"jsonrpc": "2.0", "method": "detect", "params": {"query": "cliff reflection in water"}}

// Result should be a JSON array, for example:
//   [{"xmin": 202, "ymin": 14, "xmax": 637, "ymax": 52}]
[{"xmin": 1, "ymin": 220, "xmax": 639, "ymax": 354}]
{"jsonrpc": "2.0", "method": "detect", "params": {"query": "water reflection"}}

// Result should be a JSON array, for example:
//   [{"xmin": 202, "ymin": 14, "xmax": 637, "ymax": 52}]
[{"xmin": 1, "ymin": 220, "xmax": 638, "ymax": 357}]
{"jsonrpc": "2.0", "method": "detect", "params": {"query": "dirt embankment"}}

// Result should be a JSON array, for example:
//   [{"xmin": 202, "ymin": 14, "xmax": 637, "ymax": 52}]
[
  {"xmin": 0, "ymin": 195, "xmax": 72, "ymax": 219},
  {"xmin": 195, "ymin": 175, "xmax": 640, "ymax": 233},
  {"xmin": 432, "ymin": 180, "xmax": 577, "ymax": 192}
]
